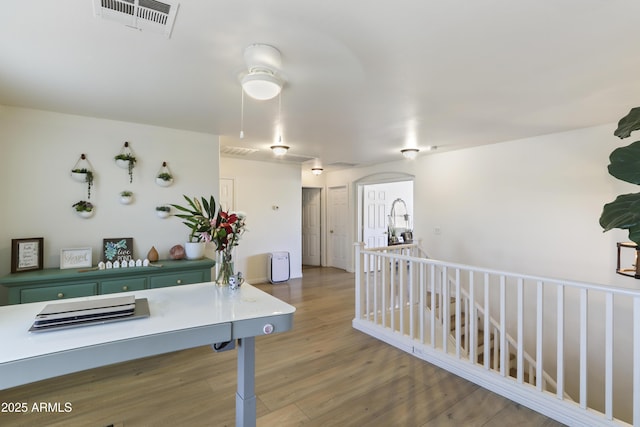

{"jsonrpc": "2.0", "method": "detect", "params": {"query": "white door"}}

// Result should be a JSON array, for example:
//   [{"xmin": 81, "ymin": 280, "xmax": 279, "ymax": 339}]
[
  {"xmin": 328, "ymin": 186, "xmax": 348, "ymax": 270},
  {"xmin": 219, "ymin": 178, "xmax": 235, "ymax": 212},
  {"xmin": 362, "ymin": 186, "xmax": 388, "ymax": 248},
  {"xmin": 302, "ymin": 188, "xmax": 321, "ymax": 266}
]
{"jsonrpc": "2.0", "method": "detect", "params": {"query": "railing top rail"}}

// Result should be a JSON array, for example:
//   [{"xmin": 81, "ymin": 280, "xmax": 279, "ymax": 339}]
[{"xmin": 357, "ymin": 242, "xmax": 640, "ymax": 298}]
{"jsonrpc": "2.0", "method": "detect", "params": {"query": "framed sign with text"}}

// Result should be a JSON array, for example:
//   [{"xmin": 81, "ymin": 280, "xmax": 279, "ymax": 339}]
[
  {"xmin": 103, "ymin": 238, "xmax": 134, "ymax": 263},
  {"xmin": 60, "ymin": 247, "xmax": 92, "ymax": 270},
  {"xmin": 11, "ymin": 237, "xmax": 44, "ymax": 273}
]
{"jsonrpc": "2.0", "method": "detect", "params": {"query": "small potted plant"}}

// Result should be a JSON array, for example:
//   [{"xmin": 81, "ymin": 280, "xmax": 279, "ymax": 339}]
[
  {"xmin": 156, "ymin": 205, "xmax": 171, "ymax": 218},
  {"xmin": 155, "ymin": 162, "xmax": 174, "ymax": 187},
  {"xmin": 119, "ymin": 190, "xmax": 133, "ymax": 205},
  {"xmin": 115, "ymin": 153, "xmax": 136, "ymax": 183},
  {"xmin": 70, "ymin": 168, "xmax": 94, "ymax": 199},
  {"xmin": 156, "ymin": 172, "xmax": 173, "ymax": 187},
  {"xmin": 72, "ymin": 200, "xmax": 94, "ymax": 218},
  {"xmin": 170, "ymin": 195, "xmax": 217, "ymax": 259}
]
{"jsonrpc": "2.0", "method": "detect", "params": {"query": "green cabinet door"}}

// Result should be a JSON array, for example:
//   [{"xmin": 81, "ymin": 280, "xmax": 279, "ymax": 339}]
[{"xmin": 21, "ymin": 283, "xmax": 98, "ymax": 304}]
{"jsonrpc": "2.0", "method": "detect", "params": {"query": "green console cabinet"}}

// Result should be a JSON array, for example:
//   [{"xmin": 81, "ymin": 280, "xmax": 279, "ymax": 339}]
[{"xmin": 0, "ymin": 258, "xmax": 214, "ymax": 305}]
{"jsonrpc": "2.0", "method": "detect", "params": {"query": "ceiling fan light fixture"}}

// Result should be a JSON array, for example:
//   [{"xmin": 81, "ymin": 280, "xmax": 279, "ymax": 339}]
[
  {"xmin": 241, "ymin": 70, "xmax": 282, "ymax": 100},
  {"xmin": 270, "ymin": 144, "xmax": 289, "ymax": 156},
  {"xmin": 311, "ymin": 167, "xmax": 323, "ymax": 175},
  {"xmin": 401, "ymin": 148, "xmax": 420, "ymax": 159}
]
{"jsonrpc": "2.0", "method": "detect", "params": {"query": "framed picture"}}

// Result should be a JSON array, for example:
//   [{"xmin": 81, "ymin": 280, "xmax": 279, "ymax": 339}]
[
  {"xmin": 11, "ymin": 237, "xmax": 44, "ymax": 273},
  {"xmin": 60, "ymin": 247, "xmax": 92, "ymax": 270},
  {"xmin": 103, "ymin": 238, "xmax": 134, "ymax": 263}
]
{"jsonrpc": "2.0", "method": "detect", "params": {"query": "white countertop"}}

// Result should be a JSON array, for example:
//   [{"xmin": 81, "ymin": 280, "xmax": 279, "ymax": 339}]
[{"xmin": 0, "ymin": 282, "xmax": 295, "ymax": 365}]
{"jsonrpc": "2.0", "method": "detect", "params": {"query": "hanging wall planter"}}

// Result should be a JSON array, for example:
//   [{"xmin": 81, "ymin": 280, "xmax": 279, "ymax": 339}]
[
  {"xmin": 156, "ymin": 205, "xmax": 171, "ymax": 218},
  {"xmin": 119, "ymin": 191, "xmax": 134, "ymax": 205},
  {"xmin": 155, "ymin": 161, "xmax": 174, "ymax": 187},
  {"xmin": 70, "ymin": 154, "xmax": 95, "ymax": 199},
  {"xmin": 72, "ymin": 200, "xmax": 94, "ymax": 218},
  {"xmin": 114, "ymin": 141, "xmax": 137, "ymax": 183}
]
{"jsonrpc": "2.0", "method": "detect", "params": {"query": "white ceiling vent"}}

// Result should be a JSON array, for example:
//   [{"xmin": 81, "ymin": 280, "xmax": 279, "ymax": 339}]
[{"xmin": 93, "ymin": 0, "xmax": 179, "ymax": 38}]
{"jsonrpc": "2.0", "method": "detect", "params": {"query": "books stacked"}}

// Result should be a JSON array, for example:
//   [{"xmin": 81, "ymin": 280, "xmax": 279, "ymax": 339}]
[{"xmin": 29, "ymin": 295, "xmax": 149, "ymax": 332}]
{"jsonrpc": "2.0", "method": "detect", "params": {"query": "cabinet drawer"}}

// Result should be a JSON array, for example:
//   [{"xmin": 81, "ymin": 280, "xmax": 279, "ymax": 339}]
[
  {"xmin": 101, "ymin": 278, "xmax": 147, "ymax": 294},
  {"xmin": 21, "ymin": 283, "xmax": 98, "ymax": 304},
  {"xmin": 149, "ymin": 271, "xmax": 204, "ymax": 288}
]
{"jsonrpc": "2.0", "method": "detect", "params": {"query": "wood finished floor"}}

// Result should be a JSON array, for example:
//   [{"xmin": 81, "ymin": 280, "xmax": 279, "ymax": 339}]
[{"xmin": 0, "ymin": 267, "xmax": 564, "ymax": 427}]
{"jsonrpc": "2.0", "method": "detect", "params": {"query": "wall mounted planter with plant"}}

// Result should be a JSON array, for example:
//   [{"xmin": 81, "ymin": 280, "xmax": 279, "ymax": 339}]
[
  {"xmin": 119, "ymin": 191, "xmax": 133, "ymax": 205},
  {"xmin": 156, "ymin": 205, "xmax": 171, "ymax": 218},
  {"xmin": 73, "ymin": 200, "xmax": 94, "ymax": 218},
  {"xmin": 156, "ymin": 161, "xmax": 174, "ymax": 187},
  {"xmin": 70, "ymin": 154, "xmax": 95, "ymax": 199},
  {"xmin": 114, "ymin": 141, "xmax": 137, "ymax": 183}
]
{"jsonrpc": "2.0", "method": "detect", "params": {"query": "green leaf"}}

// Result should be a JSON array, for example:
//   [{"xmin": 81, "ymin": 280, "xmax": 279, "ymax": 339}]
[
  {"xmin": 614, "ymin": 107, "xmax": 640, "ymax": 139},
  {"xmin": 600, "ymin": 192, "xmax": 640, "ymax": 244},
  {"xmin": 607, "ymin": 140, "xmax": 640, "ymax": 184}
]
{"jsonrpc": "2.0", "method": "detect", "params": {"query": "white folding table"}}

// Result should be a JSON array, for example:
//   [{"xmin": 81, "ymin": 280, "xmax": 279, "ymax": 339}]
[{"xmin": 0, "ymin": 282, "xmax": 295, "ymax": 427}]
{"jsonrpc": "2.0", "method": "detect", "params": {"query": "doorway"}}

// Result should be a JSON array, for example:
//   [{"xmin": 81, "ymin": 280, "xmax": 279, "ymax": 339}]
[
  {"xmin": 359, "ymin": 179, "xmax": 414, "ymax": 248},
  {"xmin": 302, "ymin": 188, "xmax": 321, "ymax": 266}
]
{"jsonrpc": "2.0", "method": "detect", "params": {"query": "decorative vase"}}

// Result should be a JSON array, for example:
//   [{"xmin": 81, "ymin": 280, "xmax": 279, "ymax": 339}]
[
  {"xmin": 216, "ymin": 251, "xmax": 234, "ymax": 285},
  {"xmin": 184, "ymin": 242, "xmax": 206, "ymax": 260}
]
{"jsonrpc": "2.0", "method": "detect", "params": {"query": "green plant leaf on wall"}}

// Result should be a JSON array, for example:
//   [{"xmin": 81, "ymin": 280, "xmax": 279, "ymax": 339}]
[
  {"xmin": 614, "ymin": 107, "xmax": 640, "ymax": 139},
  {"xmin": 600, "ymin": 192, "xmax": 640, "ymax": 245},
  {"xmin": 608, "ymin": 140, "xmax": 640, "ymax": 185}
]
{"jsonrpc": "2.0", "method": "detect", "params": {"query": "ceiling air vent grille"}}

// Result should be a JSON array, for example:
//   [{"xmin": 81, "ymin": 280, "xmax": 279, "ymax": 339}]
[{"xmin": 93, "ymin": 0, "xmax": 179, "ymax": 38}]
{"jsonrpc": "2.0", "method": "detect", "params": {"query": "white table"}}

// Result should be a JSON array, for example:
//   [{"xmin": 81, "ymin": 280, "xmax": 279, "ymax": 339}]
[{"xmin": 0, "ymin": 282, "xmax": 295, "ymax": 427}]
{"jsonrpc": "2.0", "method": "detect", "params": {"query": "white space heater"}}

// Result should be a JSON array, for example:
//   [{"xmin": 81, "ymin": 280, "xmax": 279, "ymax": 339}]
[{"xmin": 268, "ymin": 252, "xmax": 290, "ymax": 284}]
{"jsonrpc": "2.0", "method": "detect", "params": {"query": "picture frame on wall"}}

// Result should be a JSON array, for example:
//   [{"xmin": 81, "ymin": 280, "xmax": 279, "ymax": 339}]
[
  {"xmin": 11, "ymin": 237, "xmax": 44, "ymax": 273},
  {"xmin": 103, "ymin": 238, "xmax": 134, "ymax": 263},
  {"xmin": 60, "ymin": 247, "xmax": 92, "ymax": 270}
]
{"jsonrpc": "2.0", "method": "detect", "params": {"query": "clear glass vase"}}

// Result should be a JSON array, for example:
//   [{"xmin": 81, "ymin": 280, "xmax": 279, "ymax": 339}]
[{"xmin": 216, "ymin": 251, "xmax": 234, "ymax": 285}]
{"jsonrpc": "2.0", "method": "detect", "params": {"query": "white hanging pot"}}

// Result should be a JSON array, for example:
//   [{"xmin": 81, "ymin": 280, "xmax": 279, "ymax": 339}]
[
  {"xmin": 156, "ymin": 209, "xmax": 170, "ymax": 219},
  {"xmin": 156, "ymin": 177, "xmax": 173, "ymax": 187},
  {"xmin": 184, "ymin": 242, "xmax": 206, "ymax": 260},
  {"xmin": 115, "ymin": 159, "xmax": 131, "ymax": 169},
  {"xmin": 70, "ymin": 171, "xmax": 88, "ymax": 182},
  {"xmin": 76, "ymin": 209, "xmax": 94, "ymax": 219},
  {"xmin": 120, "ymin": 194, "xmax": 133, "ymax": 205}
]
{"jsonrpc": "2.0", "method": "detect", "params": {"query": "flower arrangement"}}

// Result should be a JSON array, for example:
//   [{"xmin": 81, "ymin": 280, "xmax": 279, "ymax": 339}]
[{"xmin": 171, "ymin": 194, "xmax": 247, "ymax": 284}]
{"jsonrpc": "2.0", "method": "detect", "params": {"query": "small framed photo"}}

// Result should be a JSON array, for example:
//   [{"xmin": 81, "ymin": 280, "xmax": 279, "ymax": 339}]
[
  {"xmin": 11, "ymin": 237, "xmax": 44, "ymax": 273},
  {"xmin": 60, "ymin": 247, "xmax": 93, "ymax": 270},
  {"xmin": 103, "ymin": 238, "xmax": 134, "ymax": 263}
]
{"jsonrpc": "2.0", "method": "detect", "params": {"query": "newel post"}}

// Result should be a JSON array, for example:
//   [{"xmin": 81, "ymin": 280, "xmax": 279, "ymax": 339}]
[{"xmin": 354, "ymin": 242, "xmax": 365, "ymax": 320}]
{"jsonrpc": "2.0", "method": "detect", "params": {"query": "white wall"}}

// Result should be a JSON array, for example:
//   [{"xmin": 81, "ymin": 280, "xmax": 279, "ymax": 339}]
[
  {"xmin": 220, "ymin": 157, "xmax": 302, "ymax": 283},
  {"xmin": 0, "ymin": 106, "xmax": 220, "ymax": 300}
]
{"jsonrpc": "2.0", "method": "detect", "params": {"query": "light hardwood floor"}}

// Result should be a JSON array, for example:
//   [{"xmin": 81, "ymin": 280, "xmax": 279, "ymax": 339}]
[{"xmin": 0, "ymin": 267, "xmax": 564, "ymax": 427}]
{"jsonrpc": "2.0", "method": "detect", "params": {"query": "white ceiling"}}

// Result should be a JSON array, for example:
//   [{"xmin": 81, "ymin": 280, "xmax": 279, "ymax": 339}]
[{"xmin": 2, "ymin": 0, "xmax": 640, "ymax": 169}]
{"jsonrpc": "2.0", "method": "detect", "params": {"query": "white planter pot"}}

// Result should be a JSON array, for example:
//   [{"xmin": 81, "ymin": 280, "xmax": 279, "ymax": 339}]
[
  {"xmin": 184, "ymin": 242, "xmax": 206, "ymax": 260},
  {"xmin": 115, "ymin": 159, "xmax": 131, "ymax": 169},
  {"xmin": 156, "ymin": 210, "xmax": 170, "ymax": 218},
  {"xmin": 70, "ymin": 171, "xmax": 88, "ymax": 182},
  {"xmin": 156, "ymin": 177, "xmax": 173, "ymax": 187},
  {"xmin": 120, "ymin": 195, "xmax": 133, "ymax": 205},
  {"xmin": 76, "ymin": 209, "xmax": 94, "ymax": 219}
]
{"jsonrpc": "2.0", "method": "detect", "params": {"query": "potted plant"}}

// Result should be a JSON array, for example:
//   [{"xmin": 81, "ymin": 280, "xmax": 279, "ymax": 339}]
[
  {"xmin": 115, "ymin": 153, "xmax": 136, "ymax": 183},
  {"xmin": 119, "ymin": 190, "xmax": 133, "ymax": 205},
  {"xmin": 156, "ymin": 205, "xmax": 171, "ymax": 218},
  {"xmin": 600, "ymin": 107, "xmax": 640, "ymax": 245},
  {"xmin": 70, "ymin": 168, "xmax": 94, "ymax": 199},
  {"xmin": 72, "ymin": 200, "xmax": 94, "ymax": 218},
  {"xmin": 156, "ymin": 172, "xmax": 173, "ymax": 187},
  {"xmin": 170, "ymin": 195, "xmax": 217, "ymax": 259}
]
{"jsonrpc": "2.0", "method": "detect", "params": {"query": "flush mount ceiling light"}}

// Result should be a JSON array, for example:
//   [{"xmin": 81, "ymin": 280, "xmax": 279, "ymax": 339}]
[
  {"xmin": 270, "ymin": 145, "xmax": 289, "ymax": 156},
  {"xmin": 311, "ymin": 167, "xmax": 323, "ymax": 175},
  {"xmin": 401, "ymin": 148, "xmax": 420, "ymax": 159},
  {"xmin": 241, "ymin": 44, "xmax": 283, "ymax": 101}
]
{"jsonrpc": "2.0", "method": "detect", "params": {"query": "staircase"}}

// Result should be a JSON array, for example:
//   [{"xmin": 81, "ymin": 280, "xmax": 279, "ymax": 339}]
[{"xmin": 353, "ymin": 242, "xmax": 640, "ymax": 426}]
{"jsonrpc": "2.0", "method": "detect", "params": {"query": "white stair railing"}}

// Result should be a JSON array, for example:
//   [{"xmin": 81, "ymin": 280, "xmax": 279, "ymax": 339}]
[{"xmin": 353, "ymin": 242, "xmax": 640, "ymax": 427}]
